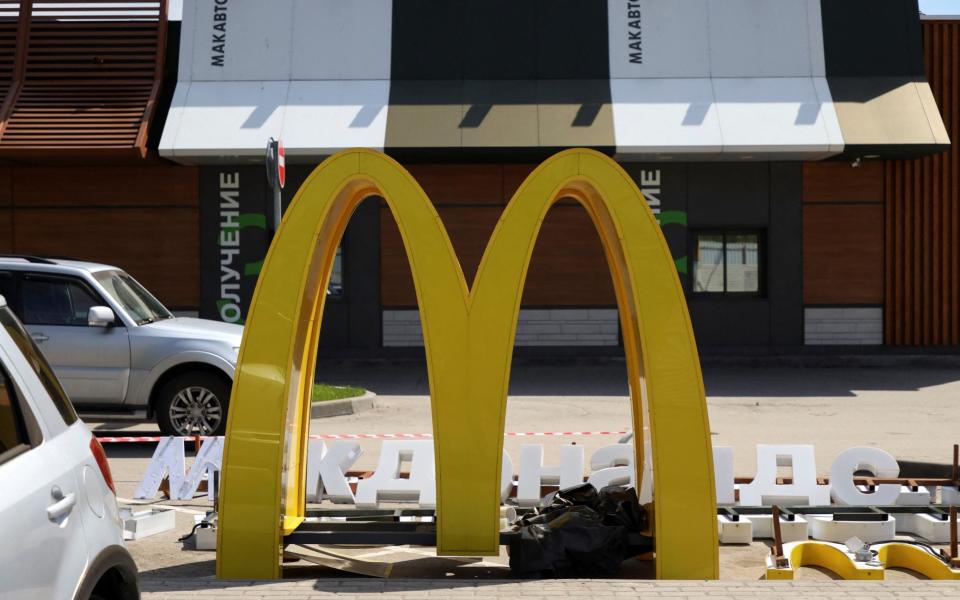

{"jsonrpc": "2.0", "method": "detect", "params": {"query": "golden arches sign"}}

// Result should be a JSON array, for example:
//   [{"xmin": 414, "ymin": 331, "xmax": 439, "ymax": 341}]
[{"xmin": 216, "ymin": 148, "xmax": 718, "ymax": 580}]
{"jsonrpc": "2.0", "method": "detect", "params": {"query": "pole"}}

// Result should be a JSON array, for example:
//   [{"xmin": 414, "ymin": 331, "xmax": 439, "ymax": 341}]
[
  {"xmin": 264, "ymin": 137, "xmax": 281, "ymax": 238},
  {"xmin": 771, "ymin": 505, "xmax": 788, "ymax": 568},
  {"xmin": 272, "ymin": 176, "xmax": 282, "ymax": 239}
]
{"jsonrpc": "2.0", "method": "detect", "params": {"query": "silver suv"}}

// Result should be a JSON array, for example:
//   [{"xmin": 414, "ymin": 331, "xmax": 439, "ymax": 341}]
[{"xmin": 0, "ymin": 256, "xmax": 242, "ymax": 437}]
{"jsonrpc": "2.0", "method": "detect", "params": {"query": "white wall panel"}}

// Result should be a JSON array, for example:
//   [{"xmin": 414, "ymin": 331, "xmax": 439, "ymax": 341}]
[
  {"xmin": 282, "ymin": 81, "xmax": 389, "ymax": 153},
  {"xmin": 607, "ymin": 0, "xmax": 710, "ymax": 79},
  {"xmin": 291, "ymin": 0, "xmax": 392, "ymax": 80},
  {"xmin": 713, "ymin": 77, "xmax": 834, "ymax": 153},
  {"xmin": 805, "ymin": 0, "xmax": 827, "ymax": 77},
  {"xmin": 166, "ymin": 81, "xmax": 289, "ymax": 157},
  {"xmin": 190, "ymin": 0, "xmax": 294, "ymax": 81},
  {"xmin": 812, "ymin": 77, "xmax": 844, "ymax": 153},
  {"xmin": 177, "ymin": 0, "xmax": 198, "ymax": 81},
  {"xmin": 611, "ymin": 78, "xmax": 721, "ymax": 153},
  {"xmin": 707, "ymin": 0, "xmax": 817, "ymax": 77}
]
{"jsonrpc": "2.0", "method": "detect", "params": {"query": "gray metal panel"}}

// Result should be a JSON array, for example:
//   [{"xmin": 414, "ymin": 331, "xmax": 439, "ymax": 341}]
[
  {"xmin": 689, "ymin": 299, "xmax": 771, "ymax": 346},
  {"xmin": 707, "ymin": 0, "xmax": 819, "ymax": 77},
  {"xmin": 291, "ymin": 0, "xmax": 393, "ymax": 80},
  {"xmin": 767, "ymin": 162, "xmax": 804, "ymax": 346},
  {"xmin": 687, "ymin": 163, "xmax": 770, "ymax": 227},
  {"xmin": 190, "ymin": 0, "xmax": 294, "ymax": 81},
  {"xmin": 607, "ymin": 0, "xmax": 710, "ymax": 79},
  {"xmin": 610, "ymin": 78, "xmax": 721, "ymax": 154}
]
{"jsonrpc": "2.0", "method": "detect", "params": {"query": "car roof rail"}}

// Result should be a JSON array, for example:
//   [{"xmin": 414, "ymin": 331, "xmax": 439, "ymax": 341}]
[{"xmin": 0, "ymin": 254, "xmax": 57, "ymax": 265}]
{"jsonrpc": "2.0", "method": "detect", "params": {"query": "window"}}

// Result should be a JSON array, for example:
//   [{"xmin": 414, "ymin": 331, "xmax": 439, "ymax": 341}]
[
  {"xmin": 327, "ymin": 246, "xmax": 344, "ymax": 298},
  {"xmin": 93, "ymin": 270, "xmax": 171, "ymax": 325},
  {"xmin": 0, "ymin": 308, "xmax": 77, "ymax": 426},
  {"xmin": 0, "ymin": 272, "xmax": 13, "ymax": 308},
  {"xmin": 692, "ymin": 231, "xmax": 762, "ymax": 294},
  {"xmin": 19, "ymin": 276, "xmax": 103, "ymax": 326},
  {"xmin": 0, "ymin": 366, "xmax": 31, "ymax": 464}
]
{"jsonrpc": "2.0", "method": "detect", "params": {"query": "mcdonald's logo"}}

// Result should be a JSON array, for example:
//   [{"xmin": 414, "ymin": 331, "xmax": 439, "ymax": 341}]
[{"xmin": 216, "ymin": 148, "xmax": 718, "ymax": 580}]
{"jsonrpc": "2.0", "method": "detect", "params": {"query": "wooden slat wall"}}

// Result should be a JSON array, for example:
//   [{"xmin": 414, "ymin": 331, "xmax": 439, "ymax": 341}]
[
  {"xmin": 0, "ymin": 0, "xmax": 166, "ymax": 156},
  {"xmin": 3, "ymin": 163, "xmax": 200, "ymax": 309},
  {"xmin": 885, "ymin": 20, "xmax": 960, "ymax": 345},
  {"xmin": 0, "ymin": 5, "xmax": 20, "ymax": 102},
  {"xmin": 380, "ymin": 164, "xmax": 615, "ymax": 307}
]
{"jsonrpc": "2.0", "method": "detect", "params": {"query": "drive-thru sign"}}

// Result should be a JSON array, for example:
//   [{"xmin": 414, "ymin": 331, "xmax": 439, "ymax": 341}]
[{"xmin": 216, "ymin": 148, "xmax": 719, "ymax": 580}]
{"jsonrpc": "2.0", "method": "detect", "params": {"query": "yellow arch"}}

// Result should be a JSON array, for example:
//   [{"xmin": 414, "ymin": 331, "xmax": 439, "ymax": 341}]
[
  {"xmin": 216, "ymin": 148, "xmax": 718, "ymax": 580},
  {"xmin": 767, "ymin": 541, "xmax": 960, "ymax": 580},
  {"xmin": 767, "ymin": 542, "xmax": 884, "ymax": 581},
  {"xmin": 875, "ymin": 543, "xmax": 960, "ymax": 580}
]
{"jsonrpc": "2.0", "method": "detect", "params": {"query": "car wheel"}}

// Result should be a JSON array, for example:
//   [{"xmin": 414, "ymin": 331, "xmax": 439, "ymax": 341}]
[{"xmin": 156, "ymin": 372, "xmax": 230, "ymax": 437}]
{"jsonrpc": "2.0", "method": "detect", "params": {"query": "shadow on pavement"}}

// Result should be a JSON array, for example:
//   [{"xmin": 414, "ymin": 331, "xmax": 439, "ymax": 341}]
[
  {"xmin": 315, "ymin": 358, "xmax": 960, "ymax": 398},
  {"xmin": 139, "ymin": 555, "xmax": 656, "ymax": 589}
]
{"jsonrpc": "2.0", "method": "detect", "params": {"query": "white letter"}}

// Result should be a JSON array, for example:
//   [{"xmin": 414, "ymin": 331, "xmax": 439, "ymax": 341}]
[
  {"xmin": 178, "ymin": 437, "xmax": 224, "ymax": 500},
  {"xmin": 829, "ymin": 447, "xmax": 900, "ymax": 506},
  {"xmin": 134, "ymin": 437, "xmax": 185, "ymax": 499},
  {"xmin": 501, "ymin": 450, "xmax": 514, "ymax": 503},
  {"xmin": 587, "ymin": 444, "xmax": 636, "ymax": 490},
  {"xmin": 316, "ymin": 441, "xmax": 363, "ymax": 504},
  {"xmin": 355, "ymin": 440, "xmax": 435, "ymax": 508},
  {"xmin": 943, "ymin": 484, "xmax": 960, "ymax": 505},
  {"xmin": 739, "ymin": 445, "xmax": 830, "ymax": 506},
  {"xmin": 516, "ymin": 444, "xmax": 585, "ymax": 507},
  {"xmin": 713, "ymin": 446, "xmax": 735, "ymax": 505}
]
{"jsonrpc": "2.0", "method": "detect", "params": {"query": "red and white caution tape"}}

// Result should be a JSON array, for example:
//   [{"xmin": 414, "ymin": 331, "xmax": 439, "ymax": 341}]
[{"xmin": 95, "ymin": 430, "xmax": 628, "ymax": 443}]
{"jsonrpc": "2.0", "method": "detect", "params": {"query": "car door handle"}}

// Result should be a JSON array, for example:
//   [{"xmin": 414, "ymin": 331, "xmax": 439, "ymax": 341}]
[
  {"xmin": 47, "ymin": 488, "xmax": 76, "ymax": 521},
  {"xmin": 31, "ymin": 333, "xmax": 49, "ymax": 343}
]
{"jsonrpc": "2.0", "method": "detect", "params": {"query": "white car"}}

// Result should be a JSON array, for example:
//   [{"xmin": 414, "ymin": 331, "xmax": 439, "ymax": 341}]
[{"xmin": 0, "ymin": 294, "xmax": 139, "ymax": 599}]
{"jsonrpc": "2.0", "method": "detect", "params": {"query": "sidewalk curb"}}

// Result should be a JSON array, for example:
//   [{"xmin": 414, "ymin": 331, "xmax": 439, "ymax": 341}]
[{"xmin": 310, "ymin": 390, "xmax": 376, "ymax": 419}]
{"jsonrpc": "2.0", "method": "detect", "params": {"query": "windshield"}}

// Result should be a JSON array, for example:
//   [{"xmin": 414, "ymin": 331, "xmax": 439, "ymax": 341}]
[{"xmin": 93, "ymin": 270, "xmax": 173, "ymax": 325}]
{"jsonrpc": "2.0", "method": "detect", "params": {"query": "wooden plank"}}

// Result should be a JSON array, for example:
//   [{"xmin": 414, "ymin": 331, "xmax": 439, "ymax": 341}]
[
  {"xmin": 11, "ymin": 164, "xmax": 198, "ymax": 207},
  {"xmin": 12, "ymin": 207, "xmax": 199, "ymax": 309},
  {"xmin": 380, "ymin": 202, "xmax": 616, "ymax": 307},
  {"xmin": 523, "ymin": 205, "xmax": 616, "ymax": 306},
  {"xmin": 380, "ymin": 205, "xmax": 503, "ymax": 306},
  {"xmin": 0, "ymin": 209, "xmax": 11, "ymax": 253},
  {"xmin": 0, "ymin": 165, "xmax": 10, "ymax": 207},
  {"xmin": 882, "ymin": 25, "xmax": 960, "ymax": 347},
  {"xmin": 403, "ymin": 164, "xmax": 506, "ymax": 206},
  {"xmin": 802, "ymin": 161, "xmax": 884, "ymax": 203},
  {"xmin": 803, "ymin": 204, "xmax": 884, "ymax": 305}
]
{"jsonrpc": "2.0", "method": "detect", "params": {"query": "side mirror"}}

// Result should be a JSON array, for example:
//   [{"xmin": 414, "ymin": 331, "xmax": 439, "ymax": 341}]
[{"xmin": 88, "ymin": 306, "xmax": 116, "ymax": 328}]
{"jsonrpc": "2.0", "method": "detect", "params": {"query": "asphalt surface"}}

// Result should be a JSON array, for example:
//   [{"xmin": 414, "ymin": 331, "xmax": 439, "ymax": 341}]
[{"xmin": 92, "ymin": 363, "xmax": 960, "ymax": 585}]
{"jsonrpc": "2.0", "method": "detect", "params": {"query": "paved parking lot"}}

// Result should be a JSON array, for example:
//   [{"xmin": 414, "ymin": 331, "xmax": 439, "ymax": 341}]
[
  {"xmin": 97, "ymin": 362, "xmax": 960, "ymax": 594},
  {"xmin": 140, "ymin": 578, "xmax": 960, "ymax": 599}
]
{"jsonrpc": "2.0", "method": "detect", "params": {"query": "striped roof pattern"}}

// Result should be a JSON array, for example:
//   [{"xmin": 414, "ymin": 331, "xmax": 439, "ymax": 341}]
[
  {"xmin": 160, "ymin": 0, "xmax": 949, "ymax": 163},
  {"xmin": 0, "ymin": 0, "xmax": 167, "ymax": 158}
]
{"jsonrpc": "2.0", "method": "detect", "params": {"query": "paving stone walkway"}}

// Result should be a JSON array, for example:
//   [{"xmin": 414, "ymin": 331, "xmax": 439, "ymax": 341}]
[{"xmin": 141, "ymin": 578, "xmax": 960, "ymax": 599}]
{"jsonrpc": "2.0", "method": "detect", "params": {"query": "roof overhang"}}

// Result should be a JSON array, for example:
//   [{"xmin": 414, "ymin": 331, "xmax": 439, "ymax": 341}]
[{"xmin": 160, "ymin": 0, "xmax": 948, "ymax": 164}]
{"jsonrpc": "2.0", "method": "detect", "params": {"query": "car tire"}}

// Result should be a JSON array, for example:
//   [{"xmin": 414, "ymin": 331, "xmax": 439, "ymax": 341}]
[{"xmin": 155, "ymin": 371, "xmax": 231, "ymax": 437}]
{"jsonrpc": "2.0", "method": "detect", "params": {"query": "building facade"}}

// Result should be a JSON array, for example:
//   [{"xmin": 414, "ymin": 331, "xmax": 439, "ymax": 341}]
[{"xmin": 2, "ymin": 0, "xmax": 958, "ymax": 355}]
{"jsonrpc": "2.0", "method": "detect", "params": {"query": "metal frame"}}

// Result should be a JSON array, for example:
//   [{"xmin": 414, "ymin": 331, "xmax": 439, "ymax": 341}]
[{"xmin": 286, "ymin": 504, "xmax": 958, "ymax": 548}]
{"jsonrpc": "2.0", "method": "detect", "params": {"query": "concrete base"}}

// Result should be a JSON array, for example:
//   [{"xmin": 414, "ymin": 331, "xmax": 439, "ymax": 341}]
[
  {"xmin": 807, "ymin": 514, "xmax": 896, "ymax": 543},
  {"xmin": 120, "ymin": 507, "xmax": 176, "ymax": 540},
  {"xmin": 310, "ymin": 390, "xmax": 376, "ymax": 419}
]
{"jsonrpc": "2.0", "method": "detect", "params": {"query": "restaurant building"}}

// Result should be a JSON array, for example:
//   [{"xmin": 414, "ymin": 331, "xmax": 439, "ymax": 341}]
[{"xmin": 3, "ymin": 1, "xmax": 959, "ymax": 355}]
